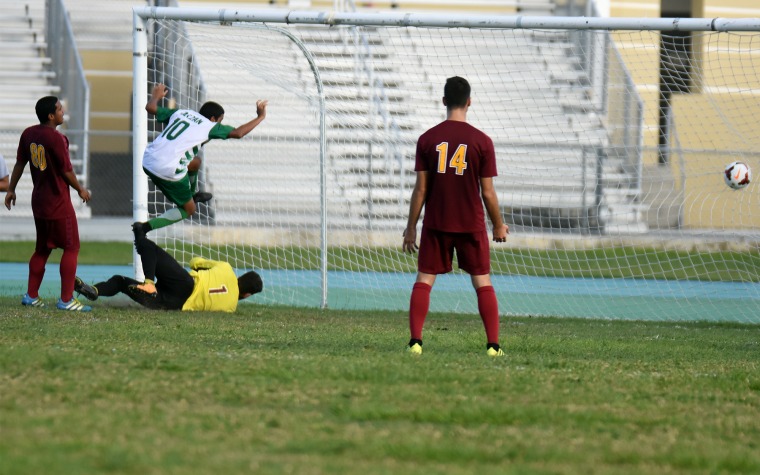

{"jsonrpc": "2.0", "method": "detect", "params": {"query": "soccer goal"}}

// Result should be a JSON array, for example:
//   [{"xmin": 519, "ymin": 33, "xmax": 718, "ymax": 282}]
[{"xmin": 132, "ymin": 6, "xmax": 760, "ymax": 322}]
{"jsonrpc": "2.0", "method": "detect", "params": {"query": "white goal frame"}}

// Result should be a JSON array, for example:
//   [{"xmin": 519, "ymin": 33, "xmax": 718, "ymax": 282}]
[{"xmin": 131, "ymin": 6, "xmax": 760, "ymax": 318}]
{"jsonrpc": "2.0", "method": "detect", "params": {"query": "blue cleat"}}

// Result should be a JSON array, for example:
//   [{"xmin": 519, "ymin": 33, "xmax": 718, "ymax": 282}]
[
  {"xmin": 56, "ymin": 298, "xmax": 92, "ymax": 312},
  {"xmin": 21, "ymin": 293, "xmax": 45, "ymax": 307}
]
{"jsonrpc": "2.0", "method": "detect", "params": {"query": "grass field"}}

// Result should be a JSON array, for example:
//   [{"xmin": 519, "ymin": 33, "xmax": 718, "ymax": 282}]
[
  {"xmin": 1, "ymin": 299, "xmax": 759, "ymax": 474},
  {"xmin": 2, "ymin": 241, "xmax": 758, "ymax": 282}
]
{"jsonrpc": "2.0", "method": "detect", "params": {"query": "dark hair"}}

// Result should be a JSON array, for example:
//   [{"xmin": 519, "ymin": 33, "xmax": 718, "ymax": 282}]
[
  {"xmin": 238, "ymin": 271, "xmax": 263, "ymax": 298},
  {"xmin": 443, "ymin": 76, "xmax": 471, "ymax": 109},
  {"xmin": 199, "ymin": 101, "xmax": 225, "ymax": 120},
  {"xmin": 36, "ymin": 96, "xmax": 59, "ymax": 123}
]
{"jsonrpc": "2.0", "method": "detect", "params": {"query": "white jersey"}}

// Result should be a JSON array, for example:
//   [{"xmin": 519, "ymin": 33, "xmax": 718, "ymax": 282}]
[
  {"xmin": 0, "ymin": 152, "xmax": 8, "ymax": 179},
  {"xmin": 142, "ymin": 108, "xmax": 232, "ymax": 181}
]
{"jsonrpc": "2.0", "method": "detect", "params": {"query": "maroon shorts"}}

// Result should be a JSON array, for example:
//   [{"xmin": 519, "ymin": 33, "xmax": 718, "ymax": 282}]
[
  {"xmin": 418, "ymin": 227, "xmax": 491, "ymax": 275},
  {"xmin": 34, "ymin": 215, "xmax": 80, "ymax": 252}
]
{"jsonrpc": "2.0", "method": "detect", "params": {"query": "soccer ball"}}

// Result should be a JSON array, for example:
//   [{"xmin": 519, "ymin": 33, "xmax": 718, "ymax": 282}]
[{"xmin": 724, "ymin": 161, "xmax": 751, "ymax": 190}]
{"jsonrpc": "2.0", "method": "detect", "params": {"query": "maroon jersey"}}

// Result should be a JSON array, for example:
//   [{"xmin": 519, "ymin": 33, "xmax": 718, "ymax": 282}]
[
  {"xmin": 415, "ymin": 120, "xmax": 497, "ymax": 232},
  {"xmin": 16, "ymin": 125, "xmax": 75, "ymax": 219}
]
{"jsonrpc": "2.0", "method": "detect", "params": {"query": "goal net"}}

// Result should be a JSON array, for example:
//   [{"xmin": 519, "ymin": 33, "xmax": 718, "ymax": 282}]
[{"xmin": 133, "ymin": 8, "xmax": 760, "ymax": 322}]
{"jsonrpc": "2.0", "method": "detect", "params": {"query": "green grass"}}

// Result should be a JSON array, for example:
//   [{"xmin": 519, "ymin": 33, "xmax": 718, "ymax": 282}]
[
  {"xmin": 1, "ymin": 300, "xmax": 759, "ymax": 474},
  {"xmin": 2, "ymin": 241, "xmax": 759, "ymax": 282},
  {"xmin": 0, "ymin": 242, "xmax": 133, "ymax": 266}
]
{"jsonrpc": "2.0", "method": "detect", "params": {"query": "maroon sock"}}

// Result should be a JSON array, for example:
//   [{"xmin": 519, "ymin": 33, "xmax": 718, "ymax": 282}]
[
  {"xmin": 59, "ymin": 249, "xmax": 79, "ymax": 302},
  {"xmin": 27, "ymin": 250, "xmax": 50, "ymax": 298},
  {"xmin": 477, "ymin": 285, "xmax": 500, "ymax": 345},
  {"xmin": 409, "ymin": 282, "xmax": 432, "ymax": 341}
]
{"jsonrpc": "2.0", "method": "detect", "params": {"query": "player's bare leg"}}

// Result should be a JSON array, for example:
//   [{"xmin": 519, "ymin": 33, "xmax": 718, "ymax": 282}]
[
  {"xmin": 187, "ymin": 156, "xmax": 212, "ymax": 204},
  {"xmin": 133, "ymin": 198, "xmax": 196, "ymax": 243},
  {"xmin": 182, "ymin": 199, "xmax": 197, "ymax": 217}
]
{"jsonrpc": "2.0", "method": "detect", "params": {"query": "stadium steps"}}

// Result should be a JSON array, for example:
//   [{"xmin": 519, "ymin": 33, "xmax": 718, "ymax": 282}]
[
  {"xmin": 307, "ymin": 24, "xmax": 596, "ymax": 227},
  {"xmin": 0, "ymin": 41, "xmax": 48, "ymax": 55},
  {"xmin": 1, "ymin": 56, "xmax": 53, "ymax": 71},
  {"xmin": 179, "ymin": 2, "xmax": 645, "ymax": 233},
  {"xmin": 0, "ymin": 70, "xmax": 56, "ymax": 81},
  {"xmin": 0, "ymin": 1, "xmax": 57, "ymax": 218},
  {"xmin": 62, "ymin": 0, "xmax": 144, "ymax": 51}
]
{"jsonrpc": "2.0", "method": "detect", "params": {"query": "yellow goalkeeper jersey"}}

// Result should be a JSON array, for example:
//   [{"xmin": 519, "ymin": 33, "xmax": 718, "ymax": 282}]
[{"xmin": 181, "ymin": 258, "xmax": 239, "ymax": 312}]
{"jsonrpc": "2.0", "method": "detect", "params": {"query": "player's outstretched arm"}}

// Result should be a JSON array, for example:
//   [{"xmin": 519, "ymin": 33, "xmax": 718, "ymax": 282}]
[
  {"xmin": 228, "ymin": 99, "xmax": 268, "ymax": 139},
  {"xmin": 145, "ymin": 83, "xmax": 169, "ymax": 116},
  {"xmin": 480, "ymin": 177, "xmax": 508, "ymax": 242}
]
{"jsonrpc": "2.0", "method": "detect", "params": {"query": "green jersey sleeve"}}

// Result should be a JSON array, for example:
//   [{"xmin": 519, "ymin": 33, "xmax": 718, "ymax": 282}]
[
  {"xmin": 208, "ymin": 123, "xmax": 235, "ymax": 140},
  {"xmin": 155, "ymin": 106, "xmax": 178, "ymax": 124}
]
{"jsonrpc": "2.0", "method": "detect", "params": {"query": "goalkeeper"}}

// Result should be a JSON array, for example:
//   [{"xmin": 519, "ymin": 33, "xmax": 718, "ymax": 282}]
[
  {"xmin": 133, "ymin": 83, "xmax": 268, "ymax": 241},
  {"xmin": 74, "ymin": 234, "xmax": 263, "ymax": 312}
]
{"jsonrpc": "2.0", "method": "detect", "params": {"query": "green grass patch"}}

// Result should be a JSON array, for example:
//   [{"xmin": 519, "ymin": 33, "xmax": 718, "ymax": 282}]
[
  {"xmin": 0, "ymin": 241, "xmax": 133, "ymax": 266},
  {"xmin": 1, "ymin": 301, "xmax": 758, "ymax": 474},
  {"xmin": 2, "ymin": 241, "xmax": 759, "ymax": 282}
]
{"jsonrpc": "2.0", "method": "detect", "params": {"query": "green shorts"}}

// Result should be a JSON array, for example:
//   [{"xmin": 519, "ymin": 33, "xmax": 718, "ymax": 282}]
[{"xmin": 143, "ymin": 168, "xmax": 192, "ymax": 206}]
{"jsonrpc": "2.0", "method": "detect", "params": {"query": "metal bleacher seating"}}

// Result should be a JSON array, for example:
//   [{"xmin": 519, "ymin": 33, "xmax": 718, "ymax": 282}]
[
  {"xmin": 0, "ymin": 0, "xmax": 96, "ymax": 219},
  {"xmin": 183, "ymin": 4, "xmax": 645, "ymax": 233},
  {"xmin": 0, "ymin": 1, "xmax": 53, "ymax": 218},
  {"xmin": 43, "ymin": 0, "xmax": 639, "ymax": 235}
]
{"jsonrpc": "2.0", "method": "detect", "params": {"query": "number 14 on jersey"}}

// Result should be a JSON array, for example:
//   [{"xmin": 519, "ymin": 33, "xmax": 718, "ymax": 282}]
[{"xmin": 436, "ymin": 142, "xmax": 468, "ymax": 175}]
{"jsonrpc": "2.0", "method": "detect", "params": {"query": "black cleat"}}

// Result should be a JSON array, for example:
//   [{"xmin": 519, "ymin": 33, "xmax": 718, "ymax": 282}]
[
  {"xmin": 193, "ymin": 192, "xmax": 213, "ymax": 204},
  {"xmin": 132, "ymin": 221, "xmax": 150, "ymax": 244},
  {"xmin": 126, "ymin": 284, "xmax": 158, "ymax": 308},
  {"xmin": 74, "ymin": 276, "xmax": 99, "ymax": 301}
]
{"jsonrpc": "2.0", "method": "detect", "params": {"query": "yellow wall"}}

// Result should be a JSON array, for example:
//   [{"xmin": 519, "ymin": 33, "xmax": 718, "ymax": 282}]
[
  {"xmin": 82, "ymin": 50, "xmax": 132, "ymax": 153},
  {"xmin": 705, "ymin": 0, "xmax": 760, "ymax": 16},
  {"xmin": 610, "ymin": 0, "xmax": 760, "ymax": 228},
  {"xmin": 671, "ymin": 95, "xmax": 760, "ymax": 228}
]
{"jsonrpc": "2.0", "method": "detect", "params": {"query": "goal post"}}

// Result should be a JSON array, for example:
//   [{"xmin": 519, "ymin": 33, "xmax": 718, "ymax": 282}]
[{"xmin": 132, "ymin": 6, "xmax": 760, "ymax": 322}]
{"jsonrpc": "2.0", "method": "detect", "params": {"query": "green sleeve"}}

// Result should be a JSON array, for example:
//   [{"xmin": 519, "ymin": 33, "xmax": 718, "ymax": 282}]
[
  {"xmin": 208, "ymin": 123, "xmax": 235, "ymax": 140},
  {"xmin": 155, "ymin": 106, "xmax": 177, "ymax": 124}
]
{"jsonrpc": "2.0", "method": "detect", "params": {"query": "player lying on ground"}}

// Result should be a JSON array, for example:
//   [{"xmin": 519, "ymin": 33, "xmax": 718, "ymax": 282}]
[
  {"xmin": 75, "ymin": 234, "xmax": 262, "ymax": 312},
  {"xmin": 133, "ymin": 83, "xmax": 268, "ymax": 241}
]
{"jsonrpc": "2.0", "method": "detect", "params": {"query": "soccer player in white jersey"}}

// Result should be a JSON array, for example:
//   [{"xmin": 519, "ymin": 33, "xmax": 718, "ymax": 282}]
[{"xmin": 133, "ymin": 83, "xmax": 267, "ymax": 242}]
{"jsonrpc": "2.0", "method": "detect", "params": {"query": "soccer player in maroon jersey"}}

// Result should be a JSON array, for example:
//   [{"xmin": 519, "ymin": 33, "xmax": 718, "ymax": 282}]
[
  {"xmin": 403, "ymin": 76, "xmax": 509, "ymax": 356},
  {"xmin": 4, "ymin": 96, "xmax": 93, "ymax": 311}
]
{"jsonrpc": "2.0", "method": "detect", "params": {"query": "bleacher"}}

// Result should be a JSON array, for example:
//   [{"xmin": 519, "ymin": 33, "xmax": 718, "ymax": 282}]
[
  {"xmin": 0, "ymin": 1, "xmax": 52, "ymax": 218},
  {"xmin": 177, "ymin": 6, "xmax": 646, "ymax": 233},
  {"xmin": 8, "ymin": 0, "xmax": 644, "ymax": 235},
  {"xmin": 0, "ymin": 0, "xmax": 95, "ymax": 219}
]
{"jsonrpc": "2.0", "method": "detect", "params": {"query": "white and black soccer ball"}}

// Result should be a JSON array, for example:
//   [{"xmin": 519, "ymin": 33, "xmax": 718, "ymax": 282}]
[{"xmin": 724, "ymin": 161, "xmax": 752, "ymax": 190}]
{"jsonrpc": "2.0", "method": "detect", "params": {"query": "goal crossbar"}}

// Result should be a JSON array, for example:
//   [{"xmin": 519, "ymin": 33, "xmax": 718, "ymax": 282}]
[{"xmin": 133, "ymin": 6, "xmax": 760, "ymax": 32}]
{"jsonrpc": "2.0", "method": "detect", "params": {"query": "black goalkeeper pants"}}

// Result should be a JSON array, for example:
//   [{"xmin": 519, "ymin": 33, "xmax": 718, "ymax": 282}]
[{"xmin": 95, "ymin": 238, "xmax": 194, "ymax": 310}]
